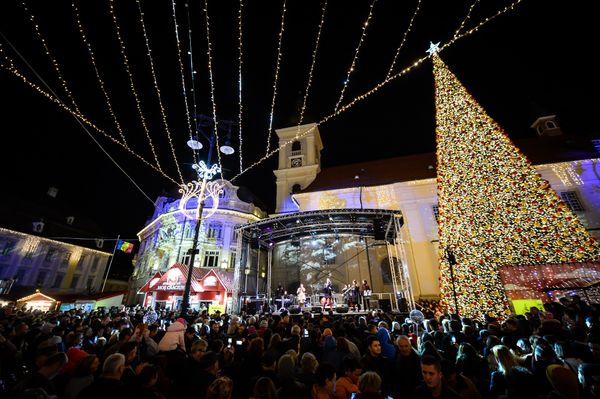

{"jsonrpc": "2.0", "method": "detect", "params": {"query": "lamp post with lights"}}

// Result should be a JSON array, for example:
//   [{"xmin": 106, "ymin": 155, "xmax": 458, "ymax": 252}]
[{"xmin": 178, "ymin": 116, "xmax": 236, "ymax": 317}]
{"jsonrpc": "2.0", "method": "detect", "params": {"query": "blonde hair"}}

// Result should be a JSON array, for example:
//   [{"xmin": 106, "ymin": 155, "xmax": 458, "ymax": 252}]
[
  {"xmin": 207, "ymin": 376, "xmax": 233, "ymax": 399},
  {"xmin": 492, "ymin": 345, "xmax": 519, "ymax": 375},
  {"xmin": 358, "ymin": 371, "xmax": 381, "ymax": 393}
]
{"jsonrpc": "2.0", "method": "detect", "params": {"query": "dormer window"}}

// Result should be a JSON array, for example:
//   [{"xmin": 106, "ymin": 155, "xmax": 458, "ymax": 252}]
[
  {"xmin": 546, "ymin": 121, "xmax": 556, "ymax": 129},
  {"xmin": 66, "ymin": 216, "xmax": 75, "ymax": 225},
  {"xmin": 32, "ymin": 221, "xmax": 45, "ymax": 233}
]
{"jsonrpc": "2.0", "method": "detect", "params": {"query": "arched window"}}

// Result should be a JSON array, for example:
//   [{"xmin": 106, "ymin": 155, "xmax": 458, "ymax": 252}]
[{"xmin": 291, "ymin": 141, "xmax": 302, "ymax": 152}]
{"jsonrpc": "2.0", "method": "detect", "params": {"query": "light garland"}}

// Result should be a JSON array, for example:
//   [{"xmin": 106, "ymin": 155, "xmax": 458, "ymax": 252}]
[
  {"xmin": 135, "ymin": 0, "xmax": 184, "ymax": 184},
  {"xmin": 432, "ymin": 53, "xmax": 600, "ymax": 320},
  {"xmin": 231, "ymin": 0, "xmax": 526, "ymax": 183},
  {"xmin": 21, "ymin": 1, "xmax": 81, "ymax": 115},
  {"xmin": 203, "ymin": 0, "xmax": 223, "ymax": 174},
  {"xmin": 238, "ymin": 0, "xmax": 244, "ymax": 173},
  {"xmin": 385, "ymin": 0, "xmax": 421, "ymax": 80},
  {"xmin": 453, "ymin": 0, "xmax": 481, "ymax": 40},
  {"xmin": 184, "ymin": 3, "xmax": 200, "ymax": 163},
  {"xmin": 71, "ymin": 0, "xmax": 128, "ymax": 146},
  {"xmin": 265, "ymin": 0, "xmax": 287, "ymax": 154},
  {"xmin": 108, "ymin": 0, "xmax": 163, "ymax": 174},
  {"xmin": 333, "ymin": 0, "xmax": 377, "ymax": 113},
  {"xmin": 0, "ymin": 48, "xmax": 179, "ymax": 186},
  {"xmin": 296, "ymin": 0, "xmax": 328, "ymax": 132},
  {"xmin": 171, "ymin": 0, "xmax": 197, "ymax": 165}
]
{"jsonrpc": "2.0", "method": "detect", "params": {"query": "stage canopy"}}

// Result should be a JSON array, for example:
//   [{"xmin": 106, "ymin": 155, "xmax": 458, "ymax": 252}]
[{"xmin": 238, "ymin": 208, "xmax": 403, "ymax": 247}]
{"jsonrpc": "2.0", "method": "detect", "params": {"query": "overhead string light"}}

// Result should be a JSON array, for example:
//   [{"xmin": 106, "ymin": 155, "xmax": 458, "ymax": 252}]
[
  {"xmin": 385, "ymin": 0, "xmax": 422, "ymax": 80},
  {"xmin": 71, "ymin": 0, "xmax": 128, "ymax": 146},
  {"xmin": 333, "ymin": 0, "xmax": 377, "ymax": 113},
  {"xmin": 265, "ymin": 0, "xmax": 287, "ymax": 154},
  {"xmin": 296, "ymin": 0, "xmax": 327, "ymax": 134},
  {"xmin": 237, "ymin": 0, "xmax": 244, "ymax": 173},
  {"xmin": 0, "ymin": 46, "xmax": 179, "ymax": 187},
  {"xmin": 453, "ymin": 0, "xmax": 481, "ymax": 40},
  {"xmin": 171, "ymin": 0, "xmax": 197, "ymax": 165},
  {"xmin": 135, "ymin": 0, "xmax": 184, "ymax": 184},
  {"xmin": 184, "ymin": 3, "xmax": 201, "ymax": 163},
  {"xmin": 203, "ymin": 0, "xmax": 223, "ymax": 174},
  {"xmin": 20, "ymin": 1, "xmax": 81, "ymax": 115},
  {"xmin": 107, "ymin": 0, "xmax": 163, "ymax": 174},
  {"xmin": 230, "ymin": 0, "xmax": 526, "ymax": 182}
]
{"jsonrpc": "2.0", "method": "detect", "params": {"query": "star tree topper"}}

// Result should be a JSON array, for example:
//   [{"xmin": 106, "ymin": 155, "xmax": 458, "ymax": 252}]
[{"xmin": 427, "ymin": 41, "xmax": 441, "ymax": 55}]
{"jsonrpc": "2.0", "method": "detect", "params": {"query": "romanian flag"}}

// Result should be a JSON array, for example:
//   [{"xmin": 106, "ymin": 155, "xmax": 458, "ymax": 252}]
[{"xmin": 117, "ymin": 239, "xmax": 134, "ymax": 253}]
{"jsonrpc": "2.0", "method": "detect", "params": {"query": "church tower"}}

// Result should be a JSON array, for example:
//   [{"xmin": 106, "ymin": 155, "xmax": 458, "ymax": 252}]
[{"xmin": 273, "ymin": 123, "xmax": 323, "ymax": 213}]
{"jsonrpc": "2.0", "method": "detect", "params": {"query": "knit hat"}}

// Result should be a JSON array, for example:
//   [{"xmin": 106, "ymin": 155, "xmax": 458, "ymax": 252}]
[
  {"xmin": 176, "ymin": 317, "xmax": 187, "ymax": 326},
  {"xmin": 546, "ymin": 364, "xmax": 579, "ymax": 399},
  {"xmin": 61, "ymin": 347, "xmax": 89, "ymax": 375}
]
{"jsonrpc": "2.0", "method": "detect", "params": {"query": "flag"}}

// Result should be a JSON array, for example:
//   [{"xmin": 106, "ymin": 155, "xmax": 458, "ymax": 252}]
[{"xmin": 117, "ymin": 239, "xmax": 134, "ymax": 253}]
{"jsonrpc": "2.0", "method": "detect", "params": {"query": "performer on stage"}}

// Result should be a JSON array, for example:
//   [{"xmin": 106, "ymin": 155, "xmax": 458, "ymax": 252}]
[
  {"xmin": 276, "ymin": 283, "xmax": 285, "ymax": 309},
  {"xmin": 351, "ymin": 279, "xmax": 360, "ymax": 311},
  {"xmin": 361, "ymin": 279, "xmax": 372, "ymax": 311},
  {"xmin": 296, "ymin": 283, "xmax": 306, "ymax": 307},
  {"xmin": 323, "ymin": 277, "xmax": 333, "ymax": 310}
]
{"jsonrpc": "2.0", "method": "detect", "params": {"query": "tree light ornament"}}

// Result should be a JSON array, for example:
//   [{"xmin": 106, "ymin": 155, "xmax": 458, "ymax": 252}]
[{"xmin": 432, "ymin": 52, "xmax": 600, "ymax": 320}]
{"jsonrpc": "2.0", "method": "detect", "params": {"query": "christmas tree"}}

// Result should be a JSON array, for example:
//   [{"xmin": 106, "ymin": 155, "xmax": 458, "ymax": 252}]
[{"xmin": 432, "ymin": 52, "xmax": 600, "ymax": 319}]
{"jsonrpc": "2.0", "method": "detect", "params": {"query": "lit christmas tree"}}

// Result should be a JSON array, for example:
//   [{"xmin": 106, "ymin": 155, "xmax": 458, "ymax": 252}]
[{"xmin": 432, "ymin": 50, "xmax": 600, "ymax": 319}]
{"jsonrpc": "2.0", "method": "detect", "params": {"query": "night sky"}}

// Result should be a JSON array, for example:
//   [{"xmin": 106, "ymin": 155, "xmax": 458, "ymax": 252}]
[{"xmin": 0, "ymin": 0, "xmax": 598, "ymax": 241}]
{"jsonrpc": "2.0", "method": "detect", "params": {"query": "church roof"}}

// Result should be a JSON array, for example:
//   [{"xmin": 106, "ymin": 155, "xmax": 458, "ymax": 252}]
[{"xmin": 304, "ymin": 134, "xmax": 599, "ymax": 193}]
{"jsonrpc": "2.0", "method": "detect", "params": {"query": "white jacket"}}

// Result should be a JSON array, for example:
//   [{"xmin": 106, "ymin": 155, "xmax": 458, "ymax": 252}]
[{"xmin": 158, "ymin": 321, "xmax": 186, "ymax": 352}]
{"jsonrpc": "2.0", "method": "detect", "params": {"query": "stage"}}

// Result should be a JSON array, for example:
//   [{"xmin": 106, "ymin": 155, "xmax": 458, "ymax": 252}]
[{"xmin": 270, "ymin": 309, "xmax": 372, "ymax": 317}]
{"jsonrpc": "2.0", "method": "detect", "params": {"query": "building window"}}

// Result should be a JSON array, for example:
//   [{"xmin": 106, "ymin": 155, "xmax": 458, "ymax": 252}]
[
  {"xmin": 53, "ymin": 273, "xmax": 64, "ymax": 288},
  {"xmin": 86, "ymin": 277, "xmax": 94, "ymax": 290},
  {"xmin": 229, "ymin": 251, "xmax": 237, "ymax": 269},
  {"xmin": 323, "ymin": 254, "xmax": 336, "ymax": 265},
  {"xmin": 1, "ymin": 240, "xmax": 15, "ymax": 257},
  {"xmin": 90, "ymin": 257, "xmax": 100, "ymax": 274},
  {"xmin": 432, "ymin": 205, "xmax": 440, "ymax": 224},
  {"xmin": 15, "ymin": 268, "xmax": 27, "ymax": 285},
  {"xmin": 231, "ymin": 226, "xmax": 241, "ymax": 243},
  {"xmin": 78, "ymin": 254, "xmax": 87, "ymax": 267},
  {"xmin": 560, "ymin": 191, "xmax": 585, "ymax": 212},
  {"xmin": 592, "ymin": 139, "xmax": 600, "ymax": 154},
  {"xmin": 45, "ymin": 248, "xmax": 56, "ymax": 263},
  {"xmin": 36, "ymin": 271, "xmax": 47, "ymax": 286},
  {"xmin": 207, "ymin": 223, "xmax": 223, "ymax": 240},
  {"xmin": 291, "ymin": 140, "xmax": 302, "ymax": 156},
  {"xmin": 62, "ymin": 252, "xmax": 72, "ymax": 268},
  {"xmin": 203, "ymin": 250, "xmax": 220, "ymax": 267},
  {"xmin": 181, "ymin": 253, "xmax": 192, "ymax": 265},
  {"xmin": 70, "ymin": 275, "xmax": 80, "ymax": 289}
]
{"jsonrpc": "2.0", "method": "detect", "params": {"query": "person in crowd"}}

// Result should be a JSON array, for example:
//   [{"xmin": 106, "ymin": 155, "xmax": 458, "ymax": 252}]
[
  {"xmin": 207, "ymin": 376, "xmax": 233, "ymax": 399},
  {"xmin": 298, "ymin": 352, "xmax": 319, "ymax": 389},
  {"xmin": 63, "ymin": 354, "xmax": 100, "ymax": 399},
  {"xmin": 312, "ymin": 362, "xmax": 336, "ymax": 399},
  {"xmin": 253, "ymin": 376, "xmax": 278, "ymax": 399},
  {"xmin": 76, "ymin": 353, "xmax": 131, "ymax": 399},
  {"xmin": 392, "ymin": 335, "xmax": 422, "ymax": 396},
  {"xmin": 414, "ymin": 355, "xmax": 462, "ymax": 399},
  {"xmin": 361, "ymin": 336, "xmax": 388, "ymax": 382},
  {"xmin": 11, "ymin": 351, "xmax": 67, "ymax": 398},
  {"xmin": 441, "ymin": 359, "xmax": 481, "ymax": 399},
  {"xmin": 117, "ymin": 341, "xmax": 139, "ymax": 384},
  {"xmin": 356, "ymin": 371, "xmax": 383, "ymax": 399},
  {"xmin": 335, "ymin": 356, "xmax": 362, "ymax": 399},
  {"xmin": 135, "ymin": 364, "xmax": 162, "ymax": 399},
  {"xmin": 158, "ymin": 318, "xmax": 186, "ymax": 352}
]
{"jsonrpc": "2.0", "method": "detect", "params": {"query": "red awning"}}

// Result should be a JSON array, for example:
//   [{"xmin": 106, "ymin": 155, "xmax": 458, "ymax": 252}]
[{"xmin": 138, "ymin": 272, "xmax": 164, "ymax": 293}]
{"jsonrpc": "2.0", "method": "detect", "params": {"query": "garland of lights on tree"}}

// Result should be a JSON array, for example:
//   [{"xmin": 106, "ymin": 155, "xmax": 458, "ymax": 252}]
[{"xmin": 432, "ymin": 52, "xmax": 600, "ymax": 319}]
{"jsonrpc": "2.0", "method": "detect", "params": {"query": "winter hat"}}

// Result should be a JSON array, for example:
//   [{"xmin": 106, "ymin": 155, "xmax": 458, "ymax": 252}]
[
  {"xmin": 61, "ymin": 347, "xmax": 89, "ymax": 375},
  {"xmin": 176, "ymin": 317, "xmax": 187, "ymax": 325}
]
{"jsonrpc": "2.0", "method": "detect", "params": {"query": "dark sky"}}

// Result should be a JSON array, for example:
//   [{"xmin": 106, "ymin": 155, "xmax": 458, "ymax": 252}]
[{"xmin": 1, "ymin": 0, "xmax": 598, "ymax": 240}]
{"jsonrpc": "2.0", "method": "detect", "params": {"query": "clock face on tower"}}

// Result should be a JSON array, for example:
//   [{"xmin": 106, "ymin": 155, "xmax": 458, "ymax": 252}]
[{"xmin": 291, "ymin": 157, "xmax": 302, "ymax": 168}]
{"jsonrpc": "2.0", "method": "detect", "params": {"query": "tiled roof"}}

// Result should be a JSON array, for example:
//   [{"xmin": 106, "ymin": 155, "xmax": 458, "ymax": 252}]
[{"xmin": 304, "ymin": 135, "xmax": 599, "ymax": 193}]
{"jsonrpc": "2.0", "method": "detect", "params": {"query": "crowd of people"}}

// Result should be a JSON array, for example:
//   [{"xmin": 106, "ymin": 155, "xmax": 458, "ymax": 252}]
[{"xmin": 1, "ymin": 294, "xmax": 600, "ymax": 399}]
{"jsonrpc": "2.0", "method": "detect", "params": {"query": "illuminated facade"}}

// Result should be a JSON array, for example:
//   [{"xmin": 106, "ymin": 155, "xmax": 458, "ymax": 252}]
[
  {"xmin": 0, "ymin": 227, "xmax": 111, "ymax": 294},
  {"xmin": 129, "ymin": 179, "xmax": 266, "ymax": 306},
  {"xmin": 275, "ymin": 120, "xmax": 600, "ymax": 303}
]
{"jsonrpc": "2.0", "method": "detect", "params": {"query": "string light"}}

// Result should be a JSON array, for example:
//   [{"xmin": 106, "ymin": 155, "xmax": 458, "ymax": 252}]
[
  {"xmin": 171, "ymin": 0, "xmax": 197, "ymax": 165},
  {"xmin": 184, "ymin": 3, "xmax": 200, "ymax": 163},
  {"xmin": 135, "ymin": 0, "xmax": 184, "ymax": 183},
  {"xmin": 265, "ymin": 0, "xmax": 287, "ymax": 154},
  {"xmin": 238, "ymin": 0, "xmax": 244, "ymax": 173},
  {"xmin": 296, "ymin": 0, "xmax": 327, "ymax": 132},
  {"xmin": 231, "ymin": 0, "xmax": 526, "ymax": 183},
  {"xmin": 385, "ymin": 0, "xmax": 422, "ymax": 80},
  {"xmin": 453, "ymin": 0, "xmax": 480, "ymax": 40},
  {"xmin": 333, "ymin": 0, "xmax": 377, "ymax": 113},
  {"xmin": 432, "ymin": 53, "xmax": 600, "ymax": 320},
  {"xmin": 108, "ymin": 0, "xmax": 163, "ymax": 174},
  {"xmin": 71, "ymin": 0, "xmax": 128, "ymax": 146},
  {"xmin": 20, "ymin": 1, "xmax": 81, "ymax": 115},
  {"xmin": 0, "ymin": 48, "xmax": 179, "ymax": 187},
  {"xmin": 203, "ymin": 0, "xmax": 223, "ymax": 174}
]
